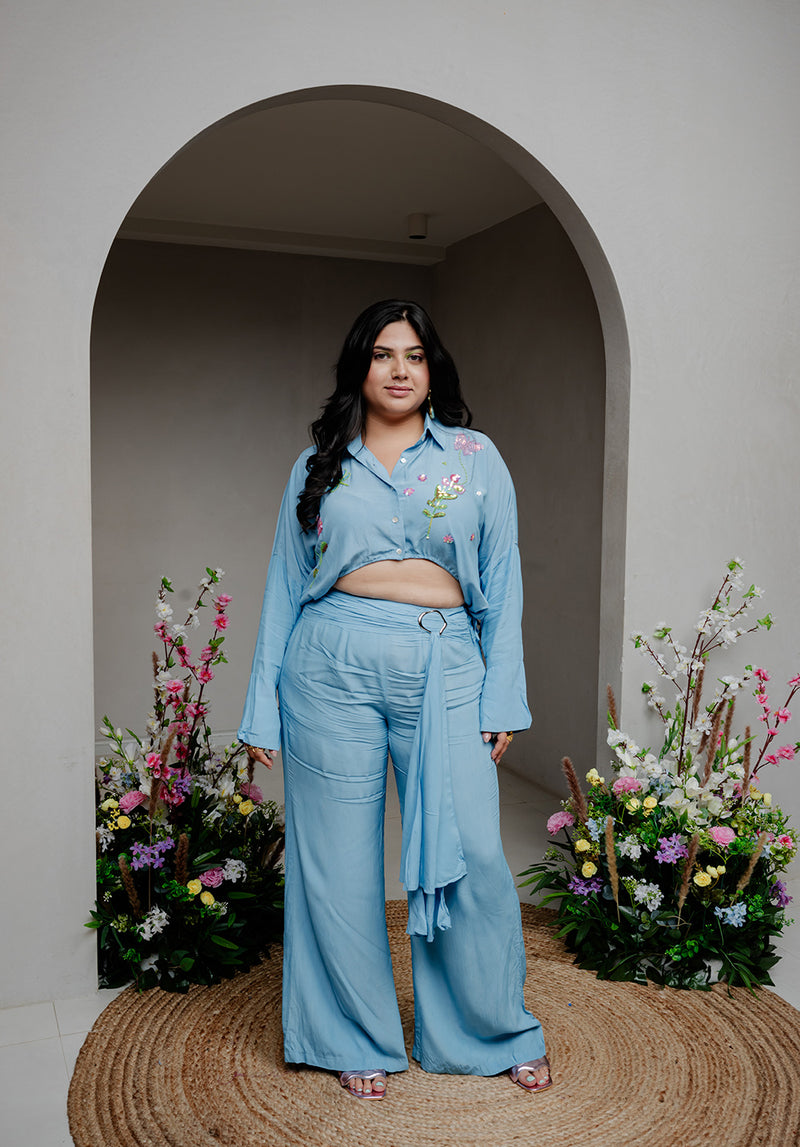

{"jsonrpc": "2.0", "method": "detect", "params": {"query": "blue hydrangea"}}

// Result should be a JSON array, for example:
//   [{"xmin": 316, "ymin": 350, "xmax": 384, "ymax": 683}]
[
  {"xmin": 586, "ymin": 818, "xmax": 602, "ymax": 842},
  {"xmin": 714, "ymin": 902, "xmax": 747, "ymax": 927}
]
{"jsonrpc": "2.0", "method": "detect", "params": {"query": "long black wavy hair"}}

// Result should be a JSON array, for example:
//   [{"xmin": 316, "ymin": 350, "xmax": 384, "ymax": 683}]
[{"xmin": 296, "ymin": 299, "xmax": 472, "ymax": 531}]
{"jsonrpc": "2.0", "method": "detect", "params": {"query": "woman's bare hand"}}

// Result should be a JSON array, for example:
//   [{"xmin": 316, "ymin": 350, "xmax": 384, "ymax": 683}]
[
  {"xmin": 242, "ymin": 744, "xmax": 275, "ymax": 769},
  {"xmin": 482, "ymin": 731, "xmax": 512, "ymax": 765}
]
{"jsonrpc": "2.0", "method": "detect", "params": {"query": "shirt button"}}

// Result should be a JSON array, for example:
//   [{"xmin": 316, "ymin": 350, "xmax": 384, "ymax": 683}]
[
  {"xmin": 396, "ymin": 548, "xmax": 402, "ymax": 554},
  {"xmin": 400, "ymin": 457, "xmax": 406, "ymax": 464},
  {"xmin": 392, "ymin": 516, "xmax": 399, "ymax": 523}
]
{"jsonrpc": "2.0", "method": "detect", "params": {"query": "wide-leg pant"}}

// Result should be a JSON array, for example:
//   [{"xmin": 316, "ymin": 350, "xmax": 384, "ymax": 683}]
[{"xmin": 277, "ymin": 591, "xmax": 546, "ymax": 1075}]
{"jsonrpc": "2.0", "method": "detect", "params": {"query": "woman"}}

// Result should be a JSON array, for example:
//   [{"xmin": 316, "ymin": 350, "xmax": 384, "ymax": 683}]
[{"xmin": 239, "ymin": 300, "xmax": 550, "ymax": 1100}]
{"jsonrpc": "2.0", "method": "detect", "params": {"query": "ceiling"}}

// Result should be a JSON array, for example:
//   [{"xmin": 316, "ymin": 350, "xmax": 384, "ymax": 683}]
[{"xmin": 121, "ymin": 99, "xmax": 542, "ymax": 265}]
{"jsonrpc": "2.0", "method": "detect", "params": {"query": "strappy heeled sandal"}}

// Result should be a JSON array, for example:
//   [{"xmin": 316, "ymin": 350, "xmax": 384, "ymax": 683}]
[
  {"xmin": 339, "ymin": 1069, "xmax": 387, "ymax": 1099},
  {"xmin": 510, "ymin": 1055, "xmax": 552, "ymax": 1092}
]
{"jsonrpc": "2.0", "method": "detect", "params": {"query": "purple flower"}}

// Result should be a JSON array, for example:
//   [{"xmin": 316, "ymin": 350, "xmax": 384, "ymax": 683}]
[
  {"xmin": 567, "ymin": 874, "xmax": 603, "ymax": 902},
  {"xmin": 130, "ymin": 837, "xmax": 175, "ymax": 870},
  {"xmin": 771, "ymin": 879, "xmax": 793, "ymax": 908},
  {"xmin": 655, "ymin": 834, "xmax": 689, "ymax": 864}
]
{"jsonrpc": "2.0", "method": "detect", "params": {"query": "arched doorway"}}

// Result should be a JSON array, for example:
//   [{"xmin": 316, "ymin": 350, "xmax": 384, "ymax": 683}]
[{"xmin": 91, "ymin": 85, "xmax": 628, "ymax": 801}]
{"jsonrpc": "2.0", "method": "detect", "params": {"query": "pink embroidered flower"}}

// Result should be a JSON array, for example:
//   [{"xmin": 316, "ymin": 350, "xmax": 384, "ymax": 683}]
[
  {"xmin": 775, "ymin": 708, "xmax": 792, "ymax": 724},
  {"xmin": 200, "ymin": 868, "xmax": 225, "ymax": 888},
  {"xmin": 316, "ymin": 517, "xmax": 323, "ymax": 537},
  {"xmin": 442, "ymin": 534, "xmax": 454, "ymax": 543},
  {"xmin": 119, "ymin": 790, "xmax": 147, "ymax": 813},
  {"xmin": 547, "ymin": 810, "xmax": 575, "ymax": 835},
  {"xmin": 453, "ymin": 433, "xmax": 484, "ymax": 456},
  {"xmin": 708, "ymin": 826, "xmax": 736, "ymax": 847},
  {"xmin": 239, "ymin": 782, "xmax": 264, "ymax": 804},
  {"xmin": 612, "ymin": 777, "xmax": 642, "ymax": 796},
  {"xmin": 403, "ymin": 487, "xmax": 415, "ymax": 496},
  {"xmin": 469, "ymin": 534, "xmax": 475, "ymax": 541},
  {"xmin": 754, "ymin": 667, "xmax": 771, "ymax": 682},
  {"xmin": 213, "ymin": 614, "xmax": 229, "ymax": 630},
  {"xmin": 417, "ymin": 474, "xmax": 427, "ymax": 482}
]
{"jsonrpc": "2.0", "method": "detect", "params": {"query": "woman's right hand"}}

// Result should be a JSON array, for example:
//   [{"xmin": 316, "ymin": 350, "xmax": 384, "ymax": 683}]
[{"xmin": 242, "ymin": 744, "xmax": 275, "ymax": 769}]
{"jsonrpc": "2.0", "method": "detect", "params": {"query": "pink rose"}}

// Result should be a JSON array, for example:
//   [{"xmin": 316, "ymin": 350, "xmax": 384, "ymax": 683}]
[
  {"xmin": 239, "ymin": 782, "xmax": 263, "ymax": 804},
  {"xmin": 119, "ymin": 790, "xmax": 147, "ymax": 813},
  {"xmin": 547, "ymin": 810, "xmax": 575, "ymax": 836},
  {"xmin": 200, "ymin": 868, "xmax": 224, "ymax": 888},
  {"xmin": 708, "ymin": 826, "xmax": 736, "ymax": 848},
  {"xmin": 612, "ymin": 777, "xmax": 642, "ymax": 796}
]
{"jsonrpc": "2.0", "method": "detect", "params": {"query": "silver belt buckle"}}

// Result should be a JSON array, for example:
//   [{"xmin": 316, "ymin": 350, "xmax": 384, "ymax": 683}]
[{"xmin": 418, "ymin": 608, "xmax": 447, "ymax": 635}]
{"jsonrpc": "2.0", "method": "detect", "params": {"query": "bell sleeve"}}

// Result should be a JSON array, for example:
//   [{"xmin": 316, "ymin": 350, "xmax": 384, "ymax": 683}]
[
  {"xmin": 237, "ymin": 450, "xmax": 315, "ymax": 750},
  {"xmin": 477, "ymin": 449, "xmax": 532, "ymax": 734}
]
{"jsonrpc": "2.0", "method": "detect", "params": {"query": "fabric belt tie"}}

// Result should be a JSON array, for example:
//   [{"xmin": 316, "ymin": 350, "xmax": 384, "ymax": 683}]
[{"xmin": 400, "ymin": 609, "xmax": 468, "ymax": 942}]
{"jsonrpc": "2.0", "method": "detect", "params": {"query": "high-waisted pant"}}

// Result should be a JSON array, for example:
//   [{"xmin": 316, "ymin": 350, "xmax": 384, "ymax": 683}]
[{"xmin": 277, "ymin": 591, "xmax": 546, "ymax": 1075}]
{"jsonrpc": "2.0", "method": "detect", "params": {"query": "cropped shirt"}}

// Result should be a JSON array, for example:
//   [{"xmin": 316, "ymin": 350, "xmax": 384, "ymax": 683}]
[{"xmin": 238, "ymin": 415, "xmax": 532, "ymax": 749}]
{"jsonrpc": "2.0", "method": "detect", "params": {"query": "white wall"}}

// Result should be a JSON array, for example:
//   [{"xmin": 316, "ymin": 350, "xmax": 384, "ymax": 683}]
[{"xmin": 2, "ymin": 0, "xmax": 799, "ymax": 1006}]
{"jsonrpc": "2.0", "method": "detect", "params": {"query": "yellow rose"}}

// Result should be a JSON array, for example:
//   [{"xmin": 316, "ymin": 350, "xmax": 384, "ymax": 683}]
[
  {"xmin": 627, "ymin": 798, "xmax": 641, "ymax": 812},
  {"xmin": 581, "ymin": 861, "xmax": 598, "ymax": 878},
  {"xmin": 100, "ymin": 798, "xmax": 119, "ymax": 811},
  {"xmin": 643, "ymin": 796, "xmax": 658, "ymax": 810},
  {"xmin": 762, "ymin": 792, "xmax": 772, "ymax": 807},
  {"xmin": 238, "ymin": 799, "xmax": 254, "ymax": 816},
  {"xmin": 233, "ymin": 793, "xmax": 243, "ymax": 804},
  {"xmin": 693, "ymin": 871, "xmax": 712, "ymax": 887},
  {"xmin": 716, "ymin": 864, "xmax": 726, "ymax": 875},
  {"xmin": 706, "ymin": 865, "xmax": 718, "ymax": 878},
  {"xmin": 575, "ymin": 839, "xmax": 592, "ymax": 853},
  {"xmin": 186, "ymin": 879, "xmax": 202, "ymax": 895},
  {"xmin": 586, "ymin": 768, "xmax": 604, "ymax": 786},
  {"xmin": 200, "ymin": 891, "xmax": 215, "ymax": 906},
  {"xmin": 116, "ymin": 815, "xmax": 131, "ymax": 830}
]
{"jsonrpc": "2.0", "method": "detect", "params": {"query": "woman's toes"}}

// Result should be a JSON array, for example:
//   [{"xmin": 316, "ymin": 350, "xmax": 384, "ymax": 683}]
[{"xmin": 372, "ymin": 1077, "xmax": 386, "ymax": 1093}]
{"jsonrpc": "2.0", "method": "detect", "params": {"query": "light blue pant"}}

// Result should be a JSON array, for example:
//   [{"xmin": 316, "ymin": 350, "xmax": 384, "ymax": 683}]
[{"xmin": 277, "ymin": 592, "xmax": 546, "ymax": 1075}]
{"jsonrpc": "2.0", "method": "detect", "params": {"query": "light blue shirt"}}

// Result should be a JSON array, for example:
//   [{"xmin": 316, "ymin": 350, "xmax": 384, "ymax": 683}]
[{"xmin": 238, "ymin": 415, "xmax": 532, "ymax": 749}]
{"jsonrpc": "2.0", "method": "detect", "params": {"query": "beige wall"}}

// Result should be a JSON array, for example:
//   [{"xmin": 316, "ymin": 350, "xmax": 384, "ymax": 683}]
[{"xmin": 3, "ymin": 1, "xmax": 799, "ymax": 1006}]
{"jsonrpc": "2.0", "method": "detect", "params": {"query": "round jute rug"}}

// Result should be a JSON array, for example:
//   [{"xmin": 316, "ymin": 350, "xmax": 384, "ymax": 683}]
[{"xmin": 68, "ymin": 903, "xmax": 800, "ymax": 1147}]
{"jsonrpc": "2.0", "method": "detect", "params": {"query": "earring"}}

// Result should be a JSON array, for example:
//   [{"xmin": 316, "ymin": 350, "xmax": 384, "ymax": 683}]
[{"xmin": 427, "ymin": 391, "xmax": 434, "ymax": 418}]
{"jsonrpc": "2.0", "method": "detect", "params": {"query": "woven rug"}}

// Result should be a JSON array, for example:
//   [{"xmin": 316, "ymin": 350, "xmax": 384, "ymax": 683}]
[{"xmin": 68, "ymin": 902, "xmax": 800, "ymax": 1147}]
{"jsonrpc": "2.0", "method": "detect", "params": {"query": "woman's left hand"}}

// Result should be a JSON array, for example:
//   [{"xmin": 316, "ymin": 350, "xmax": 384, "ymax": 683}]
[{"xmin": 482, "ymin": 731, "xmax": 512, "ymax": 764}]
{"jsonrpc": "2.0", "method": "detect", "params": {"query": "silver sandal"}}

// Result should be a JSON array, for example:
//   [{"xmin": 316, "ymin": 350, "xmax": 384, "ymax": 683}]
[
  {"xmin": 510, "ymin": 1056, "xmax": 552, "ymax": 1092},
  {"xmin": 339, "ymin": 1069, "xmax": 387, "ymax": 1099}
]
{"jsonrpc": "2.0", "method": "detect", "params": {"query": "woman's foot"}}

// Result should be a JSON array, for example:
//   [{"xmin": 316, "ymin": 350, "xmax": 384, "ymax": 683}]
[
  {"xmin": 339, "ymin": 1069, "xmax": 387, "ymax": 1099},
  {"xmin": 510, "ymin": 1056, "xmax": 552, "ymax": 1092}
]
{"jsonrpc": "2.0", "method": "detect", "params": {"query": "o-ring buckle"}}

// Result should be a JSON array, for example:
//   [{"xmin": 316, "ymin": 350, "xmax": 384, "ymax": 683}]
[{"xmin": 418, "ymin": 609, "xmax": 448, "ymax": 635}]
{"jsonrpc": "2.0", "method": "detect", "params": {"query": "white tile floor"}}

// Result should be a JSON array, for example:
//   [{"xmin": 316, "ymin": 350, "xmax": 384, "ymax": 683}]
[{"xmin": 3, "ymin": 767, "xmax": 799, "ymax": 1145}]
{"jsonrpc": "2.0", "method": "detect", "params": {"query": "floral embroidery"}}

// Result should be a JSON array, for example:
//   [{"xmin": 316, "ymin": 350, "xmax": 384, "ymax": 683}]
[
  {"xmin": 454, "ymin": 433, "xmax": 484, "ymax": 457},
  {"xmin": 334, "ymin": 469, "xmax": 351, "ymax": 489},
  {"xmin": 417, "ymin": 473, "xmax": 427, "ymax": 482},
  {"xmin": 311, "ymin": 519, "xmax": 328, "ymax": 580},
  {"xmin": 403, "ymin": 487, "xmax": 415, "ymax": 496},
  {"xmin": 422, "ymin": 473, "xmax": 465, "ymax": 538},
  {"xmin": 443, "ymin": 534, "xmax": 454, "ymax": 543}
]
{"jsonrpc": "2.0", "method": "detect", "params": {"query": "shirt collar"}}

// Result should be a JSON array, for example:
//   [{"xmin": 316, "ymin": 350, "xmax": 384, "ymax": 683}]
[{"xmin": 346, "ymin": 414, "xmax": 447, "ymax": 458}]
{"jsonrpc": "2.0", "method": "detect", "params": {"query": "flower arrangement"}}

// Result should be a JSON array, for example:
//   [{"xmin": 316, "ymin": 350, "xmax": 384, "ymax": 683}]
[
  {"xmin": 521, "ymin": 559, "xmax": 798, "ymax": 990},
  {"xmin": 87, "ymin": 568, "xmax": 284, "ymax": 992}
]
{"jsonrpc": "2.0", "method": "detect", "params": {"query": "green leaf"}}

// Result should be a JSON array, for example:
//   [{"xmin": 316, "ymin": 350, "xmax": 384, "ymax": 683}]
[{"xmin": 210, "ymin": 934, "xmax": 241, "ymax": 950}]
